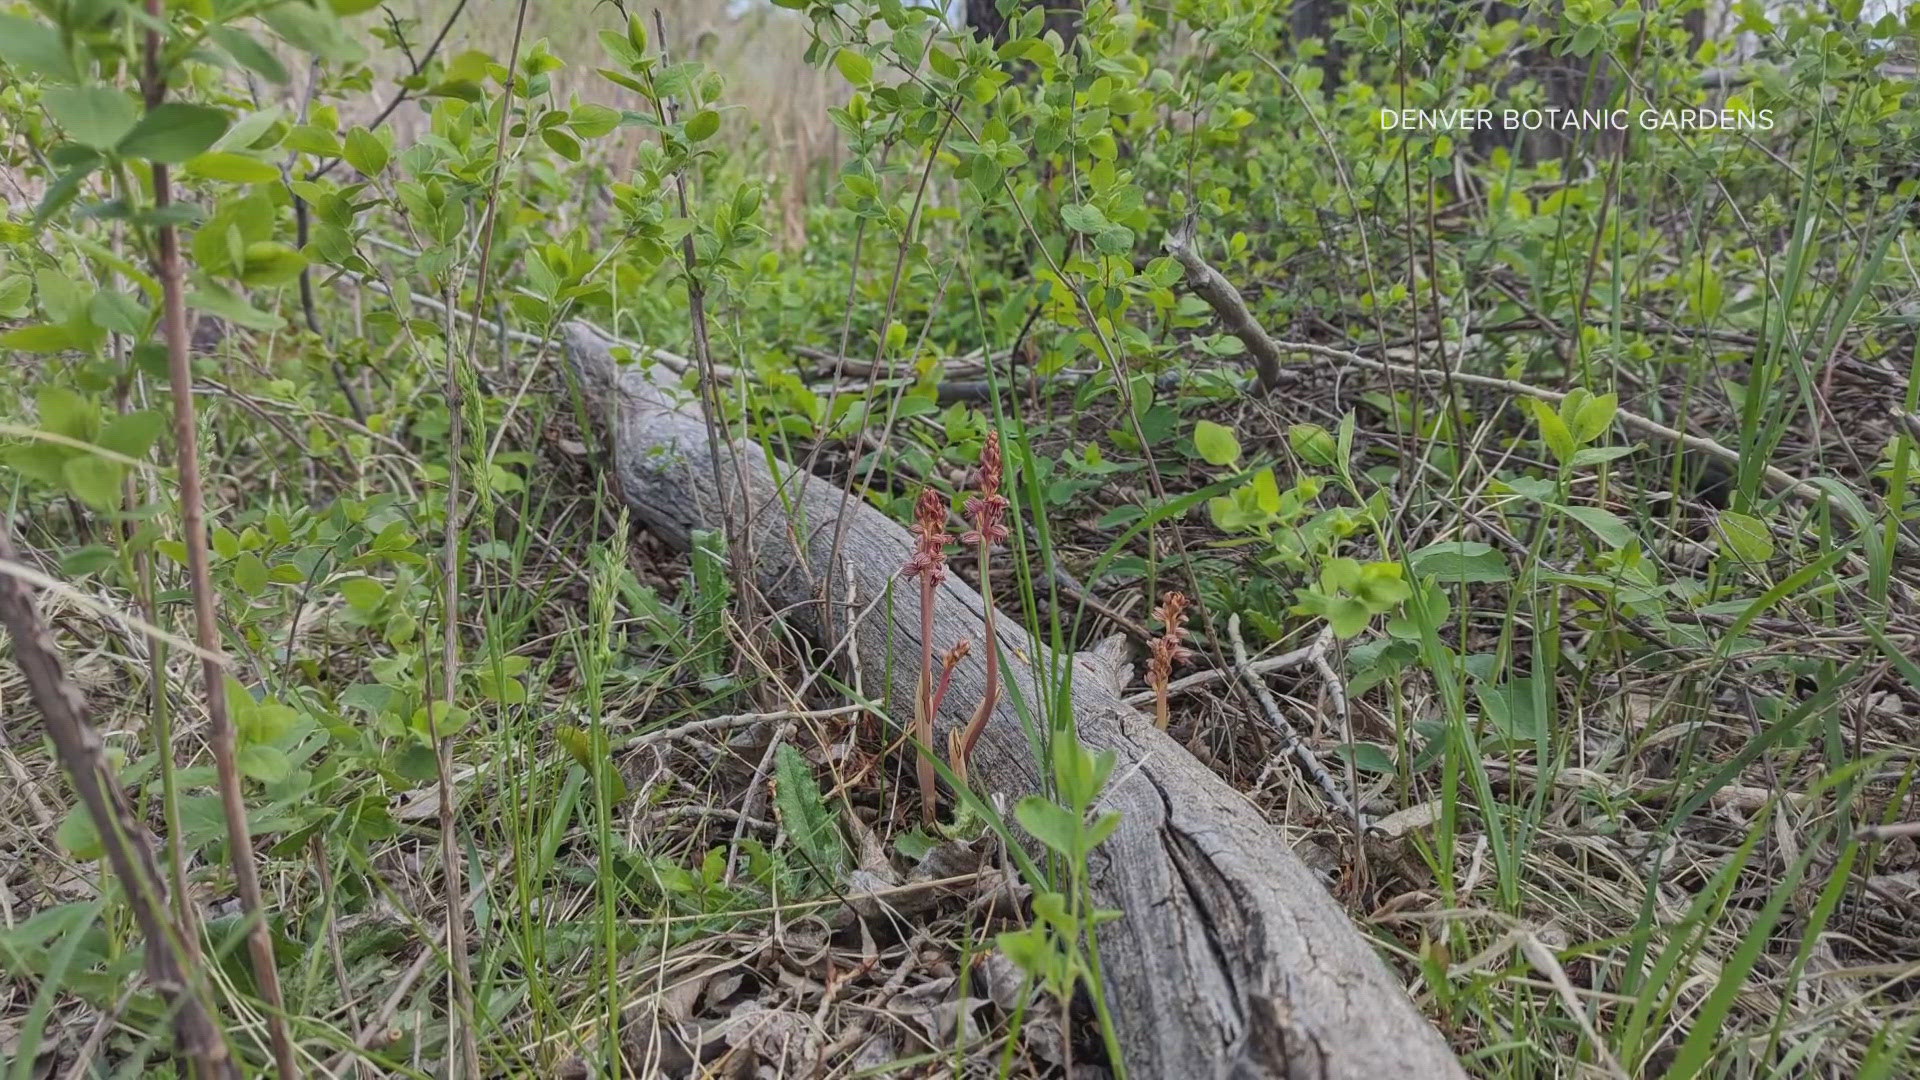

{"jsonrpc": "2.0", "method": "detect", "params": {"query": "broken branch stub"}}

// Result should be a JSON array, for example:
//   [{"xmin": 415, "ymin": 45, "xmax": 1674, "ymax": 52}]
[{"xmin": 559, "ymin": 321, "xmax": 1465, "ymax": 1079}]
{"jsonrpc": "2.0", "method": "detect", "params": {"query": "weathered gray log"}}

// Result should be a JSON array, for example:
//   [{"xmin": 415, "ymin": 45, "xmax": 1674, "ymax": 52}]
[{"xmin": 561, "ymin": 321, "xmax": 1465, "ymax": 1080}]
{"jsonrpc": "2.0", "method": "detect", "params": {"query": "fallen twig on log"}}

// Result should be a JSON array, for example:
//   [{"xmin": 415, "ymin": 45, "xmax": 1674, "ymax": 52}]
[{"xmin": 559, "ymin": 319, "xmax": 1465, "ymax": 1079}]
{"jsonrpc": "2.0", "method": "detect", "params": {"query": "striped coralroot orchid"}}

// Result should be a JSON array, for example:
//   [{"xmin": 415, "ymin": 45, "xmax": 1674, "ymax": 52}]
[
  {"xmin": 1148, "ymin": 591, "xmax": 1195, "ymax": 731},
  {"xmin": 952, "ymin": 432, "xmax": 1009, "ymax": 787},
  {"xmin": 903, "ymin": 487, "xmax": 952, "ymax": 825}
]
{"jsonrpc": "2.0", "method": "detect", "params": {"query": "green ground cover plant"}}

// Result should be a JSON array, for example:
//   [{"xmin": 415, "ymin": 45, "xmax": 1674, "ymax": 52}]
[{"xmin": 0, "ymin": 0, "xmax": 1917, "ymax": 1075}]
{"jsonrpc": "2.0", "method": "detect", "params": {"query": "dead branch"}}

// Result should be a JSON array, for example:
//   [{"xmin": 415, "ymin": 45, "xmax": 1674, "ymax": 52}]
[{"xmin": 0, "ymin": 520, "xmax": 236, "ymax": 1079}]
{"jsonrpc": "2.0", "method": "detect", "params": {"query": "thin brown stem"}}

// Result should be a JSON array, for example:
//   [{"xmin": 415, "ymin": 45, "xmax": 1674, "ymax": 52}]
[
  {"xmin": 915, "ymin": 576, "xmax": 938, "ymax": 826},
  {"xmin": 142, "ymin": 4, "xmax": 296, "ymax": 1073},
  {"xmin": 432, "ymin": 4, "xmax": 529, "ymax": 1075},
  {"xmin": 954, "ymin": 544, "xmax": 999, "ymax": 775}
]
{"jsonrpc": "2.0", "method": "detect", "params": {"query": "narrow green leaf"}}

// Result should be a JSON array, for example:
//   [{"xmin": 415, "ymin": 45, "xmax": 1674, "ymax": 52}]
[{"xmin": 182, "ymin": 152, "xmax": 280, "ymax": 183}]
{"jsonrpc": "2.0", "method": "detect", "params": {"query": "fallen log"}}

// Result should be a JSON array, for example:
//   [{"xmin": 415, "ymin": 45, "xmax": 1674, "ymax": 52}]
[{"xmin": 560, "ymin": 321, "xmax": 1466, "ymax": 1079}]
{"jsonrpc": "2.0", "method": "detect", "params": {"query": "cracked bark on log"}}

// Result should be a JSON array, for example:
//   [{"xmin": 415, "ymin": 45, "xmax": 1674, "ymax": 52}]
[{"xmin": 560, "ymin": 321, "xmax": 1465, "ymax": 1080}]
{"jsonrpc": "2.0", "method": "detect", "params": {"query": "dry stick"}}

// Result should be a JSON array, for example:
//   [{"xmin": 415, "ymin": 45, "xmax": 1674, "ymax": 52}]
[
  {"xmin": 0, "ymin": 522, "xmax": 236, "ymax": 1080},
  {"xmin": 622, "ymin": 704, "xmax": 864, "ymax": 749},
  {"xmin": 1228, "ymin": 616, "xmax": 1366, "ymax": 829},
  {"xmin": 140, "ymin": 4, "xmax": 297, "ymax": 1073},
  {"xmin": 1121, "ymin": 638, "xmax": 1319, "ymax": 708},
  {"xmin": 1165, "ymin": 217, "xmax": 1285, "ymax": 392},
  {"xmin": 309, "ymin": 836, "xmax": 370, "ymax": 1080},
  {"xmin": 1168, "ymin": 223, "xmax": 1914, "ymax": 554}
]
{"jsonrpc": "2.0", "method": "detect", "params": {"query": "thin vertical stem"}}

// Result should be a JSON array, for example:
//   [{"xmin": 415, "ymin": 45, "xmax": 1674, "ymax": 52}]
[
  {"xmin": 434, "ymin": 3, "xmax": 530, "ymax": 1074},
  {"xmin": 141, "ymin": 3, "xmax": 297, "ymax": 1075}
]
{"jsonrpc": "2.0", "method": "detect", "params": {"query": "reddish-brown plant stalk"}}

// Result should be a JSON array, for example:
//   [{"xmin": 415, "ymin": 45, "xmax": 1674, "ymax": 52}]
[
  {"xmin": 141, "ymin": 4, "xmax": 296, "ymax": 1075},
  {"xmin": 1148, "ymin": 592, "xmax": 1195, "ymax": 731},
  {"xmin": 903, "ymin": 488, "xmax": 952, "ymax": 825},
  {"xmin": 952, "ymin": 432, "xmax": 1010, "ymax": 784}
]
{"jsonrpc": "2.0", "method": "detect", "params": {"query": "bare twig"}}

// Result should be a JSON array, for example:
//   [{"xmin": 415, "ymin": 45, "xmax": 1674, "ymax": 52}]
[
  {"xmin": 1165, "ymin": 216, "xmax": 1285, "ymax": 391},
  {"xmin": 1228, "ymin": 616, "xmax": 1366, "ymax": 829},
  {"xmin": 1168, "ymin": 221, "xmax": 1912, "ymax": 553},
  {"xmin": 648, "ymin": 10, "xmax": 760, "ymax": 654},
  {"xmin": 726, "ymin": 720, "xmax": 795, "ymax": 884},
  {"xmin": 141, "ymin": 6, "xmax": 296, "ymax": 1072},
  {"xmin": 1122, "ymin": 639, "xmax": 1319, "ymax": 707},
  {"xmin": 0, "ymin": 520, "xmax": 236, "ymax": 1079},
  {"xmin": 431, "ymin": 4, "xmax": 530, "ymax": 1075},
  {"xmin": 1856, "ymin": 820, "xmax": 1920, "ymax": 842},
  {"xmin": 620, "ymin": 704, "xmax": 866, "ymax": 747}
]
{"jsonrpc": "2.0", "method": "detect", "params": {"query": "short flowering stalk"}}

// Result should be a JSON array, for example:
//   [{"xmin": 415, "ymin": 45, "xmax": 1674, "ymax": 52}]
[
  {"xmin": 953, "ymin": 432, "xmax": 1010, "ymax": 785},
  {"xmin": 903, "ymin": 487, "xmax": 952, "ymax": 825},
  {"xmin": 1148, "ymin": 591, "xmax": 1194, "ymax": 731}
]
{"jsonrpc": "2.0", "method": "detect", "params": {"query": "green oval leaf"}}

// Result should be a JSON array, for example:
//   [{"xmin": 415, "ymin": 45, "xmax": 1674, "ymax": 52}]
[
  {"xmin": 1714, "ymin": 511, "xmax": 1775, "ymax": 562},
  {"xmin": 43, "ymin": 86, "xmax": 140, "ymax": 149},
  {"xmin": 1192, "ymin": 420, "xmax": 1241, "ymax": 466},
  {"xmin": 684, "ymin": 109, "xmax": 720, "ymax": 142},
  {"xmin": 344, "ymin": 126, "xmax": 387, "ymax": 177},
  {"xmin": 117, "ymin": 104, "xmax": 231, "ymax": 164},
  {"xmin": 834, "ymin": 48, "xmax": 873, "ymax": 86}
]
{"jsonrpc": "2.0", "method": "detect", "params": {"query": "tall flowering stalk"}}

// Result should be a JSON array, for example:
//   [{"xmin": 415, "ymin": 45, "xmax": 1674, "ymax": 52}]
[
  {"xmin": 904, "ymin": 488, "xmax": 953, "ymax": 824},
  {"xmin": 1148, "ymin": 592, "xmax": 1195, "ymax": 731},
  {"xmin": 952, "ymin": 432, "xmax": 1010, "ymax": 786}
]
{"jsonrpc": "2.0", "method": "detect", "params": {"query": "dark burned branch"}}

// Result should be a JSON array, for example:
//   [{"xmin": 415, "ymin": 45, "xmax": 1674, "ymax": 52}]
[
  {"xmin": 560, "ymin": 320, "xmax": 1465, "ymax": 1080},
  {"xmin": 0, "ymin": 520, "xmax": 236, "ymax": 1079}
]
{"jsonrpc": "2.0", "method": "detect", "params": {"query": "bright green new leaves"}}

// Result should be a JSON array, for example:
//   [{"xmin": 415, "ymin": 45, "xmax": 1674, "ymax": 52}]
[
  {"xmin": 1293, "ymin": 558, "xmax": 1413, "ymax": 639},
  {"xmin": 1192, "ymin": 419, "xmax": 1240, "ymax": 466},
  {"xmin": 182, "ymin": 152, "xmax": 280, "ymax": 183},
  {"xmin": 190, "ymin": 191, "xmax": 305, "ymax": 287},
  {"xmin": 1288, "ymin": 422, "xmax": 1338, "ymax": 467},
  {"xmin": 998, "ymin": 733, "xmax": 1124, "ymax": 1003},
  {"xmin": 227, "ymin": 677, "xmax": 304, "ymax": 784},
  {"xmin": 1529, "ymin": 388, "xmax": 1619, "ymax": 468},
  {"xmin": 1208, "ymin": 467, "xmax": 1282, "ymax": 532},
  {"xmin": 834, "ymin": 48, "xmax": 874, "ymax": 87},
  {"xmin": 344, "ymin": 126, "xmax": 388, "ymax": 177},
  {"xmin": 3, "ymin": 388, "xmax": 165, "ymax": 511},
  {"xmin": 1715, "ymin": 510, "xmax": 1776, "ymax": 562}
]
